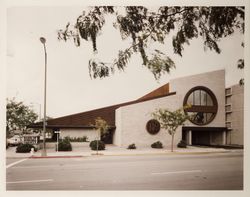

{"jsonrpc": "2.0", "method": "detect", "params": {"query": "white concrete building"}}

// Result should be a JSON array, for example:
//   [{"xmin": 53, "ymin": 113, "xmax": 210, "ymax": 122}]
[{"xmin": 30, "ymin": 70, "xmax": 244, "ymax": 148}]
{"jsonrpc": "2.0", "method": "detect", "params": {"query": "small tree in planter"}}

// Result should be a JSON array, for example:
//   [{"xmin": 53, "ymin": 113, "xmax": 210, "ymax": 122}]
[
  {"xmin": 152, "ymin": 105, "xmax": 190, "ymax": 152},
  {"xmin": 92, "ymin": 117, "xmax": 109, "ymax": 154}
]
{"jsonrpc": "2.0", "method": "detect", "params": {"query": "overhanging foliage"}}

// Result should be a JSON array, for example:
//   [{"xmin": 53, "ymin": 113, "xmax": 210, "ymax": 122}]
[{"xmin": 58, "ymin": 6, "xmax": 244, "ymax": 80}]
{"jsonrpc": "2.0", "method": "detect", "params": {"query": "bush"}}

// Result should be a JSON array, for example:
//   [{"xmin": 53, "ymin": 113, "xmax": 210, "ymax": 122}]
[
  {"xmin": 177, "ymin": 140, "xmax": 187, "ymax": 148},
  {"xmin": 69, "ymin": 136, "xmax": 88, "ymax": 142},
  {"xmin": 64, "ymin": 136, "xmax": 71, "ymax": 142},
  {"xmin": 89, "ymin": 140, "xmax": 105, "ymax": 150},
  {"xmin": 127, "ymin": 143, "xmax": 136, "ymax": 149},
  {"xmin": 151, "ymin": 141, "xmax": 163, "ymax": 149},
  {"xmin": 58, "ymin": 138, "xmax": 72, "ymax": 151},
  {"xmin": 16, "ymin": 143, "xmax": 37, "ymax": 153}
]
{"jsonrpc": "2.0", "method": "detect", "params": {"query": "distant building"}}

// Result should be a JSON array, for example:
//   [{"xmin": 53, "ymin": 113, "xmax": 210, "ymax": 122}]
[{"xmin": 29, "ymin": 70, "xmax": 244, "ymax": 147}]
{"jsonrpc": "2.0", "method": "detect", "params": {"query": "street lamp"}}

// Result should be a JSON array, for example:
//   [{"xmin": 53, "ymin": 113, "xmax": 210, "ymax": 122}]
[{"xmin": 40, "ymin": 37, "xmax": 47, "ymax": 157}]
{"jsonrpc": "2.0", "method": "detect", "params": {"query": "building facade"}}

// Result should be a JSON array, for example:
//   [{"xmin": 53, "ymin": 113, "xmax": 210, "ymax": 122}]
[
  {"xmin": 30, "ymin": 70, "xmax": 244, "ymax": 148},
  {"xmin": 225, "ymin": 84, "xmax": 244, "ymax": 145}
]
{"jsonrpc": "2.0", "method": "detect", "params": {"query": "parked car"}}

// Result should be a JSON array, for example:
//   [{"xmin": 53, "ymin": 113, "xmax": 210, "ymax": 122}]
[{"xmin": 7, "ymin": 135, "xmax": 22, "ymax": 146}]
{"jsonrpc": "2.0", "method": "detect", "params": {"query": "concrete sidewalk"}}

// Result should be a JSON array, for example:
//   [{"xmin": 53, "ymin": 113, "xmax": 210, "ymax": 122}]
[{"xmin": 6, "ymin": 144, "xmax": 243, "ymax": 159}]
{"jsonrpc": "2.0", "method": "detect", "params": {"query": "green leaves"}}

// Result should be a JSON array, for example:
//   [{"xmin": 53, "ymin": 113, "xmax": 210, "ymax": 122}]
[
  {"xmin": 88, "ymin": 59, "xmax": 111, "ymax": 79},
  {"xmin": 6, "ymin": 98, "xmax": 38, "ymax": 136},
  {"xmin": 237, "ymin": 59, "xmax": 244, "ymax": 69},
  {"xmin": 93, "ymin": 117, "xmax": 109, "ymax": 134},
  {"xmin": 116, "ymin": 49, "xmax": 133, "ymax": 70},
  {"xmin": 152, "ymin": 106, "xmax": 189, "ymax": 136},
  {"xmin": 152, "ymin": 106, "xmax": 190, "ymax": 152},
  {"xmin": 146, "ymin": 50, "xmax": 175, "ymax": 80},
  {"xmin": 58, "ymin": 6, "xmax": 244, "ymax": 80},
  {"xmin": 237, "ymin": 59, "xmax": 244, "ymax": 86}
]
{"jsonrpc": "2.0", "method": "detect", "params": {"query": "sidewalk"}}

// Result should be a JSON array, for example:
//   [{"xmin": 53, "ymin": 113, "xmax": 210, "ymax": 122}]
[{"xmin": 6, "ymin": 144, "xmax": 243, "ymax": 159}]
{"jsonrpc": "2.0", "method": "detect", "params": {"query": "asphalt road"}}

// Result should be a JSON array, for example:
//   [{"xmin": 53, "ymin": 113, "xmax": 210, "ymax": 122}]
[{"xmin": 6, "ymin": 152, "xmax": 243, "ymax": 190}]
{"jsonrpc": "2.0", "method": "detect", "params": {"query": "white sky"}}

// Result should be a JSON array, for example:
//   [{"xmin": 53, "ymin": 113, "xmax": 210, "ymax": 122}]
[
  {"xmin": 1, "ymin": 1, "xmax": 250, "ymax": 196},
  {"xmin": 6, "ymin": 6, "xmax": 244, "ymax": 119}
]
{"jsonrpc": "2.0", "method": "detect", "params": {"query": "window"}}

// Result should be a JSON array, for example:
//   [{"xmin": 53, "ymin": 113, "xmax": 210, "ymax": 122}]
[
  {"xmin": 183, "ymin": 86, "xmax": 218, "ymax": 125},
  {"xmin": 225, "ymin": 88, "xmax": 232, "ymax": 96},
  {"xmin": 225, "ymin": 104, "xmax": 232, "ymax": 112},
  {"xmin": 146, "ymin": 119, "xmax": 161, "ymax": 135}
]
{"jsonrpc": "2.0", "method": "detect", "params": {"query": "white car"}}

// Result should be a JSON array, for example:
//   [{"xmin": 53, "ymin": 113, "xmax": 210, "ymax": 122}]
[{"xmin": 7, "ymin": 135, "xmax": 22, "ymax": 146}]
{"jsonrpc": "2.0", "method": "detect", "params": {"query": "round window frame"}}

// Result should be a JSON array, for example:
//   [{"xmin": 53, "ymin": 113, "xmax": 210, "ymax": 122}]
[
  {"xmin": 146, "ymin": 119, "xmax": 161, "ymax": 135},
  {"xmin": 183, "ymin": 86, "xmax": 218, "ymax": 125}
]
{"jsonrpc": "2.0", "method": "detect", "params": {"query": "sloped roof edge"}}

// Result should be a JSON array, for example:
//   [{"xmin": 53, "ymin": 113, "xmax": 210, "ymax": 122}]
[
  {"xmin": 137, "ymin": 83, "xmax": 169, "ymax": 101},
  {"xmin": 30, "ymin": 89, "xmax": 175, "ymax": 129}
]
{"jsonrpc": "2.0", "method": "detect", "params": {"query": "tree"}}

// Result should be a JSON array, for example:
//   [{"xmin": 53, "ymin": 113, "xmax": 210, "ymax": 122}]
[
  {"xmin": 6, "ymin": 98, "xmax": 38, "ymax": 138},
  {"xmin": 237, "ymin": 42, "xmax": 244, "ymax": 86},
  {"xmin": 92, "ymin": 117, "xmax": 109, "ymax": 154},
  {"xmin": 58, "ymin": 6, "xmax": 244, "ymax": 80},
  {"xmin": 152, "ymin": 106, "xmax": 190, "ymax": 152}
]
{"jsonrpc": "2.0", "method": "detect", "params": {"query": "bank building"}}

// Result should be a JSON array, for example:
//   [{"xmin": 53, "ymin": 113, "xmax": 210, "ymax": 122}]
[{"xmin": 30, "ymin": 69, "xmax": 244, "ymax": 148}]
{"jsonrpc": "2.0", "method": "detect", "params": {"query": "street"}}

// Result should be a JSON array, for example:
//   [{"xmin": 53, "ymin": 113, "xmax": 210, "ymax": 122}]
[{"xmin": 6, "ymin": 152, "xmax": 243, "ymax": 190}]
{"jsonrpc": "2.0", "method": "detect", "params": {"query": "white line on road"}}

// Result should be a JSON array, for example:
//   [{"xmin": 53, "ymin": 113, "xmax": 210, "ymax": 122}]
[
  {"xmin": 6, "ymin": 159, "xmax": 28, "ymax": 169},
  {"xmin": 12, "ymin": 165, "xmax": 57, "ymax": 169},
  {"xmin": 12, "ymin": 163, "xmax": 84, "ymax": 169},
  {"xmin": 151, "ymin": 170, "xmax": 202, "ymax": 175},
  {"xmin": 6, "ymin": 179, "xmax": 54, "ymax": 184}
]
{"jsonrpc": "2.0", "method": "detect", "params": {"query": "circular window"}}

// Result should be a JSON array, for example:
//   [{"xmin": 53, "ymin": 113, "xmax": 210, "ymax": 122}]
[
  {"xmin": 146, "ymin": 119, "xmax": 160, "ymax": 135},
  {"xmin": 183, "ymin": 86, "xmax": 218, "ymax": 125}
]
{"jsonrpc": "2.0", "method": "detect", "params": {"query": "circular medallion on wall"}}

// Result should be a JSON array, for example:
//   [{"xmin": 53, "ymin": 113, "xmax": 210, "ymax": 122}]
[
  {"xmin": 146, "ymin": 119, "xmax": 161, "ymax": 135},
  {"xmin": 183, "ymin": 86, "xmax": 218, "ymax": 125}
]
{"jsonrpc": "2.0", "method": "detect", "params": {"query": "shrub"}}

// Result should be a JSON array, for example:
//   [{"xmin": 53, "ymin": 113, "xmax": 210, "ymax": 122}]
[
  {"xmin": 177, "ymin": 140, "xmax": 187, "ymax": 148},
  {"xmin": 89, "ymin": 140, "xmax": 105, "ymax": 150},
  {"xmin": 69, "ymin": 136, "xmax": 88, "ymax": 142},
  {"xmin": 64, "ymin": 136, "xmax": 71, "ymax": 142},
  {"xmin": 16, "ymin": 143, "xmax": 37, "ymax": 153},
  {"xmin": 127, "ymin": 143, "xmax": 136, "ymax": 149},
  {"xmin": 151, "ymin": 141, "xmax": 163, "ymax": 149},
  {"xmin": 58, "ymin": 138, "xmax": 72, "ymax": 151}
]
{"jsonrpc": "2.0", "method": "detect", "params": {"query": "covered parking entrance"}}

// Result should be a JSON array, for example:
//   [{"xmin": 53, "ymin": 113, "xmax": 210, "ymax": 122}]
[{"xmin": 182, "ymin": 126, "xmax": 228, "ymax": 146}]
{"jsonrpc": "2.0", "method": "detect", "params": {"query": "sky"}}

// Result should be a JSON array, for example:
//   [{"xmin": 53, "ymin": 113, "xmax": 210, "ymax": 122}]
[{"xmin": 6, "ymin": 6, "xmax": 244, "ymax": 119}]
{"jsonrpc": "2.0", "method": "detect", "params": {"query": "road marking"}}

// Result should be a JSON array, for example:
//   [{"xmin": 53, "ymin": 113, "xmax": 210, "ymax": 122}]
[
  {"xmin": 12, "ymin": 163, "xmax": 84, "ymax": 169},
  {"xmin": 6, "ymin": 159, "xmax": 28, "ymax": 169},
  {"xmin": 12, "ymin": 165, "xmax": 57, "ymax": 169},
  {"xmin": 151, "ymin": 170, "xmax": 202, "ymax": 175},
  {"xmin": 6, "ymin": 179, "xmax": 54, "ymax": 184}
]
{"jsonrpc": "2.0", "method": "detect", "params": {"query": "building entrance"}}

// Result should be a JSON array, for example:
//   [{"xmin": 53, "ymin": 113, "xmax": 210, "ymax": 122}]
[
  {"xmin": 192, "ymin": 130, "xmax": 211, "ymax": 145},
  {"xmin": 101, "ymin": 129, "xmax": 114, "ymax": 144},
  {"xmin": 182, "ymin": 126, "xmax": 227, "ymax": 146}
]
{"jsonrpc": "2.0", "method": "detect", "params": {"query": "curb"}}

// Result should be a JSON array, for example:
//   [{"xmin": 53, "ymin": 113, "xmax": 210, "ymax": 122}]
[
  {"xmin": 99, "ymin": 150, "xmax": 232, "ymax": 157},
  {"xmin": 30, "ymin": 155, "xmax": 85, "ymax": 159},
  {"xmin": 6, "ymin": 156, "xmax": 33, "ymax": 159},
  {"xmin": 6, "ymin": 150, "xmax": 242, "ymax": 159}
]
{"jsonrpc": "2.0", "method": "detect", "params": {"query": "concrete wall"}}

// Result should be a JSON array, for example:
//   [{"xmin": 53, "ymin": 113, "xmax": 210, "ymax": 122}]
[
  {"xmin": 113, "ymin": 108, "xmax": 122, "ymax": 146},
  {"xmin": 114, "ymin": 94, "xmax": 181, "ymax": 148},
  {"xmin": 114, "ymin": 70, "xmax": 226, "ymax": 148},
  {"xmin": 226, "ymin": 84, "xmax": 244, "ymax": 145},
  {"xmin": 60, "ymin": 128, "xmax": 98, "ymax": 142},
  {"xmin": 170, "ymin": 69, "xmax": 226, "ymax": 128}
]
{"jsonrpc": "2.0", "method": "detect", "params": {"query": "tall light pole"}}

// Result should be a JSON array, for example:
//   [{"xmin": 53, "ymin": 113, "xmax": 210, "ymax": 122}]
[{"xmin": 40, "ymin": 37, "xmax": 47, "ymax": 157}]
